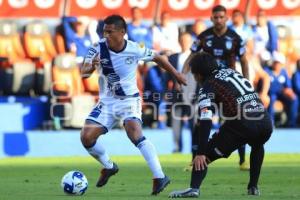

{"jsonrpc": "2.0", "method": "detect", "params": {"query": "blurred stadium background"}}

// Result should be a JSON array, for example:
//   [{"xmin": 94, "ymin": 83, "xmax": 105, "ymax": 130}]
[
  {"xmin": 0, "ymin": 0, "xmax": 299, "ymax": 157},
  {"xmin": 1, "ymin": 1, "xmax": 300, "ymax": 199}
]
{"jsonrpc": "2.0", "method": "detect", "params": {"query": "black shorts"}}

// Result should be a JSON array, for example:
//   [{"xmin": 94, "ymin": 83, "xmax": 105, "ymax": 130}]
[{"xmin": 206, "ymin": 115, "xmax": 272, "ymax": 158}]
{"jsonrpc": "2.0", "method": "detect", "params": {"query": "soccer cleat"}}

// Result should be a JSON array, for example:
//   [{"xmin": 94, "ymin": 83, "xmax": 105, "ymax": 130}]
[
  {"xmin": 239, "ymin": 161, "xmax": 250, "ymax": 171},
  {"xmin": 168, "ymin": 188, "xmax": 199, "ymax": 198},
  {"xmin": 152, "ymin": 176, "xmax": 170, "ymax": 195},
  {"xmin": 96, "ymin": 162, "xmax": 119, "ymax": 187},
  {"xmin": 248, "ymin": 186, "xmax": 260, "ymax": 196}
]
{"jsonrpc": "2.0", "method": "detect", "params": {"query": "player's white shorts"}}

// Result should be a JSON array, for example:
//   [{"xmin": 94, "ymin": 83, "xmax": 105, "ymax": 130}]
[{"xmin": 86, "ymin": 95, "xmax": 142, "ymax": 132}]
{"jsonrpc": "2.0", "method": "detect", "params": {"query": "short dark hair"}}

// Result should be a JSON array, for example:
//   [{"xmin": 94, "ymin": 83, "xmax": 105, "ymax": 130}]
[
  {"xmin": 232, "ymin": 9, "xmax": 243, "ymax": 15},
  {"xmin": 190, "ymin": 52, "xmax": 218, "ymax": 77},
  {"xmin": 104, "ymin": 15, "xmax": 127, "ymax": 32},
  {"xmin": 212, "ymin": 5, "xmax": 227, "ymax": 13}
]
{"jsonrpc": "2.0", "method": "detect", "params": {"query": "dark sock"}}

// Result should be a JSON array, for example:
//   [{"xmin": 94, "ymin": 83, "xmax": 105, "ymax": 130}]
[
  {"xmin": 191, "ymin": 124, "xmax": 200, "ymax": 160},
  {"xmin": 190, "ymin": 166, "xmax": 207, "ymax": 189},
  {"xmin": 248, "ymin": 145, "xmax": 264, "ymax": 188},
  {"xmin": 238, "ymin": 145, "xmax": 246, "ymax": 165}
]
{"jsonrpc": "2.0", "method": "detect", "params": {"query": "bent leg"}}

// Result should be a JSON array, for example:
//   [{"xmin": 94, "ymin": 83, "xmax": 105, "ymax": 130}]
[
  {"xmin": 238, "ymin": 145, "xmax": 246, "ymax": 165},
  {"xmin": 190, "ymin": 126, "xmax": 245, "ymax": 190},
  {"xmin": 124, "ymin": 118, "xmax": 165, "ymax": 179},
  {"xmin": 81, "ymin": 120, "xmax": 113, "ymax": 169},
  {"xmin": 248, "ymin": 144, "xmax": 265, "ymax": 189}
]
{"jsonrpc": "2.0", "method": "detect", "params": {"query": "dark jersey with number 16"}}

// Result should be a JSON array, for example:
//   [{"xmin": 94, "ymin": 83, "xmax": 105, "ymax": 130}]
[
  {"xmin": 197, "ymin": 68, "xmax": 266, "ymax": 121},
  {"xmin": 196, "ymin": 68, "xmax": 272, "ymax": 155}
]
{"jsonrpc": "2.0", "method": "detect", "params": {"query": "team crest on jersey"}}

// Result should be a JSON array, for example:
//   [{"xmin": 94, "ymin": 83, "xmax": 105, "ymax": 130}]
[
  {"xmin": 225, "ymin": 40, "xmax": 232, "ymax": 50},
  {"xmin": 139, "ymin": 42, "xmax": 145, "ymax": 48},
  {"xmin": 125, "ymin": 56, "xmax": 134, "ymax": 64},
  {"xmin": 206, "ymin": 40, "xmax": 212, "ymax": 47}
]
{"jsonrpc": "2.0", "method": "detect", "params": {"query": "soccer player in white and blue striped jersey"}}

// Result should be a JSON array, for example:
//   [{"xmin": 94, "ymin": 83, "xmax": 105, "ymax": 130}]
[{"xmin": 80, "ymin": 15, "xmax": 186, "ymax": 195}]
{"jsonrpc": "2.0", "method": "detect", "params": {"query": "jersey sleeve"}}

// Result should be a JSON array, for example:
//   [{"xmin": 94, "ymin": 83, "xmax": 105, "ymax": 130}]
[
  {"xmin": 83, "ymin": 43, "xmax": 100, "ymax": 64},
  {"xmin": 197, "ymin": 86, "xmax": 215, "ymax": 120},
  {"xmin": 196, "ymin": 85, "xmax": 215, "ymax": 155},
  {"xmin": 136, "ymin": 43, "xmax": 156, "ymax": 62},
  {"xmin": 190, "ymin": 37, "xmax": 202, "ymax": 53}
]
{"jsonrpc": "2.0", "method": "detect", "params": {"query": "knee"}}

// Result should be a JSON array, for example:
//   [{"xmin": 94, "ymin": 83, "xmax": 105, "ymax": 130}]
[
  {"xmin": 80, "ymin": 128, "xmax": 98, "ymax": 148},
  {"xmin": 125, "ymin": 121, "xmax": 143, "ymax": 144},
  {"xmin": 206, "ymin": 146, "xmax": 227, "ymax": 161}
]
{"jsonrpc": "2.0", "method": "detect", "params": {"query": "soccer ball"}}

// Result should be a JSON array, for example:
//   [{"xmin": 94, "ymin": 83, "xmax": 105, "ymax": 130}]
[{"xmin": 61, "ymin": 171, "xmax": 88, "ymax": 195}]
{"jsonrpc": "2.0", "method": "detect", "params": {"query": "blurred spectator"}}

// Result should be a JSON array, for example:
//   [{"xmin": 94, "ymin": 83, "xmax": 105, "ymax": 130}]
[
  {"xmin": 62, "ymin": 16, "xmax": 92, "ymax": 61},
  {"xmin": 168, "ymin": 32, "xmax": 196, "ymax": 152},
  {"xmin": 292, "ymin": 60, "xmax": 300, "ymax": 123},
  {"xmin": 229, "ymin": 9, "xmax": 254, "ymax": 54},
  {"xmin": 144, "ymin": 62, "xmax": 168, "ymax": 129},
  {"xmin": 190, "ymin": 18, "xmax": 206, "ymax": 41},
  {"xmin": 252, "ymin": 10, "xmax": 278, "ymax": 60},
  {"xmin": 265, "ymin": 52, "xmax": 298, "ymax": 127},
  {"xmin": 127, "ymin": 7, "xmax": 153, "ymax": 48},
  {"xmin": 153, "ymin": 11, "xmax": 181, "ymax": 55},
  {"xmin": 229, "ymin": 9, "xmax": 270, "ymax": 108},
  {"xmin": 277, "ymin": 25, "xmax": 299, "ymax": 77},
  {"xmin": 88, "ymin": 18, "xmax": 101, "ymax": 43},
  {"xmin": 96, "ymin": 19, "xmax": 105, "ymax": 39}
]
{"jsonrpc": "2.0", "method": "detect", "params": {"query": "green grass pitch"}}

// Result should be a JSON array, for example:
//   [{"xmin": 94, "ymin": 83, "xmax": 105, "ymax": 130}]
[{"xmin": 0, "ymin": 154, "xmax": 299, "ymax": 200}]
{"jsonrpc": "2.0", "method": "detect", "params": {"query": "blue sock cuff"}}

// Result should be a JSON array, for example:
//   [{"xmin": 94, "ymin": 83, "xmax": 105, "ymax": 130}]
[
  {"xmin": 134, "ymin": 136, "xmax": 146, "ymax": 147},
  {"xmin": 83, "ymin": 141, "xmax": 96, "ymax": 149}
]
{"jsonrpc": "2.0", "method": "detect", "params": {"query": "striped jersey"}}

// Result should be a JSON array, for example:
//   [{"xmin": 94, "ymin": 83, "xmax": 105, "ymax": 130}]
[{"xmin": 84, "ymin": 38, "xmax": 155, "ymax": 97}]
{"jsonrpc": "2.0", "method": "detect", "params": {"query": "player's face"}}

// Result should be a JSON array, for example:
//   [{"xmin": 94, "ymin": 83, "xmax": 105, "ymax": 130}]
[
  {"xmin": 103, "ymin": 24, "xmax": 125, "ymax": 49},
  {"xmin": 211, "ymin": 11, "xmax": 228, "ymax": 31},
  {"xmin": 232, "ymin": 12, "xmax": 243, "ymax": 25},
  {"xmin": 132, "ymin": 8, "xmax": 142, "ymax": 21}
]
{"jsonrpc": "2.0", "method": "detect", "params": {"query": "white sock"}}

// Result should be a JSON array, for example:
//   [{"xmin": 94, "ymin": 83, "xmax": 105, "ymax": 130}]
[
  {"xmin": 137, "ymin": 139, "xmax": 165, "ymax": 179},
  {"xmin": 86, "ymin": 141, "xmax": 113, "ymax": 169}
]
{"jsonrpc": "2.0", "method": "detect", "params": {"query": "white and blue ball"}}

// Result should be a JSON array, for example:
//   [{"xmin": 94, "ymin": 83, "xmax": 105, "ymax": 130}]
[{"xmin": 61, "ymin": 171, "xmax": 88, "ymax": 195}]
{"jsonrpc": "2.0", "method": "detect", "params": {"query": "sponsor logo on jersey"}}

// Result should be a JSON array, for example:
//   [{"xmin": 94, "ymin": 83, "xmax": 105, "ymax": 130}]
[
  {"xmin": 200, "ymin": 108, "xmax": 213, "ymax": 120},
  {"xmin": 250, "ymin": 100, "xmax": 257, "ymax": 106},
  {"xmin": 225, "ymin": 40, "xmax": 232, "ymax": 50},
  {"xmin": 213, "ymin": 49, "xmax": 223, "ymax": 56},
  {"xmin": 237, "ymin": 93, "xmax": 259, "ymax": 104},
  {"xmin": 100, "ymin": 58, "xmax": 110, "ymax": 65},
  {"xmin": 206, "ymin": 40, "xmax": 212, "ymax": 47},
  {"xmin": 125, "ymin": 56, "xmax": 134, "ymax": 64},
  {"xmin": 199, "ymin": 98, "xmax": 211, "ymax": 109}
]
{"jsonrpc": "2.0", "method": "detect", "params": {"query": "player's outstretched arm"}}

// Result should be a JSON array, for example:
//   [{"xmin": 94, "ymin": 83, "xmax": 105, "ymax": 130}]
[{"xmin": 153, "ymin": 54, "xmax": 187, "ymax": 86}]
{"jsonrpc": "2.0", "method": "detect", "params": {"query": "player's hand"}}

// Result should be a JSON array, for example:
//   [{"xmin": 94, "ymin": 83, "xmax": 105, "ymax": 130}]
[
  {"xmin": 92, "ymin": 53, "xmax": 100, "ymax": 67},
  {"xmin": 193, "ymin": 155, "xmax": 207, "ymax": 171},
  {"xmin": 174, "ymin": 82, "xmax": 182, "ymax": 92},
  {"xmin": 259, "ymin": 93, "xmax": 270, "ymax": 108},
  {"xmin": 175, "ymin": 72, "xmax": 187, "ymax": 86}
]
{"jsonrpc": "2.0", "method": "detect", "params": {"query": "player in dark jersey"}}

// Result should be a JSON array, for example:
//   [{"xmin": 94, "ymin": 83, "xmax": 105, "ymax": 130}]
[
  {"xmin": 169, "ymin": 52, "xmax": 272, "ymax": 198},
  {"xmin": 183, "ymin": 5, "xmax": 249, "ymax": 170}
]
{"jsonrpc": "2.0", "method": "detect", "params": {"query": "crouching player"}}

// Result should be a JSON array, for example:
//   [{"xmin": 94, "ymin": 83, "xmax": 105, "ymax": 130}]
[{"xmin": 169, "ymin": 52, "xmax": 272, "ymax": 198}]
